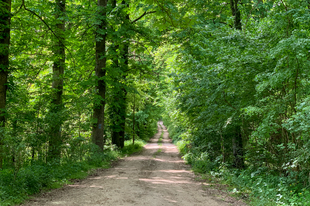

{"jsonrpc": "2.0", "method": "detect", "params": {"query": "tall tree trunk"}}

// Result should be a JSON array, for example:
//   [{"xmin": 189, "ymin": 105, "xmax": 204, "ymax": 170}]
[
  {"xmin": 119, "ymin": 0, "xmax": 129, "ymax": 149},
  {"xmin": 119, "ymin": 56, "xmax": 128, "ymax": 148},
  {"xmin": 48, "ymin": 0, "xmax": 66, "ymax": 161},
  {"xmin": 92, "ymin": 0, "xmax": 107, "ymax": 151},
  {"xmin": 111, "ymin": 0, "xmax": 120, "ymax": 147},
  {"xmin": 110, "ymin": 0, "xmax": 128, "ymax": 149},
  {"xmin": 0, "ymin": 0, "xmax": 11, "ymax": 169},
  {"xmin": 230, "ymin": 0, "xmax": 244, "ymax": 169}
]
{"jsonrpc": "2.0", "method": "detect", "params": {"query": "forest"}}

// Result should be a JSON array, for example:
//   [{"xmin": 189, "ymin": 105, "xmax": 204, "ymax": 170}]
[{"xmin": 1, "ymin": 0, "xmax": 310, "ymax": 205}]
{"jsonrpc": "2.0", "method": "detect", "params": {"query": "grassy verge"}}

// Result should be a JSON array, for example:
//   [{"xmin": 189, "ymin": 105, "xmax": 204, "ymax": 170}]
[
  {"xmin": 121, "ymin": 140, "xmax": 146, "ymax": 156},
  {"xmin": 0, "ymin": 140, "xmax": 146, "ymax": 206},
  {"xmin": 175, "ymin": 140, "xmax": 310, "ymax": 206}
]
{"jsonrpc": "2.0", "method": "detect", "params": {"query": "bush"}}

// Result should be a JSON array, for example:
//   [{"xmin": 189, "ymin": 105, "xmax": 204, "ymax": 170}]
[
  {"xmin": 121, "ymin": 140, "xmax": 145, "ymax": 155},
  {"xmin": 0, "ymin": 139, "xmax": 147, "ymax": 205}
]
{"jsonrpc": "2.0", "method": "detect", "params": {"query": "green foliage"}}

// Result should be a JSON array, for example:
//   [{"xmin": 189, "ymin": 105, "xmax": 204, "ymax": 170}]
[
  {"xmin": 176, "ymin": 140, "xmax": 189, "ymax": 155},
  {"xmin": 121, "ymin": 140, "xmax": 146, "ymax": 155},
  {"xmin": 0, "ymin": 160, "xmax": 100, "ymax": 205},
  {"xmin": 0, "ymin": 139, "xmax": 146, "ymax": 205},
  {"xmin": 4, "ymin": 0, "xmax": 310, "ymax": 205},
  {"xmin": 212, "ymin": 166, "xmax": 310, "ymax": 206},
  {"xmin": 1, "ymin": 0, "xmax": 163, "ymax": 204},
  {"xmin": 159, "ymin": 0, "xmax": 310, "ymax": 205}
]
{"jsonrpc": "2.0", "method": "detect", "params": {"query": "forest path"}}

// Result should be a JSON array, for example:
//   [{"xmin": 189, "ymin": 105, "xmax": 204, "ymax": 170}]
[{"xmin": 22, "ymin": 121, "xmax": 245, "ymax": 206}]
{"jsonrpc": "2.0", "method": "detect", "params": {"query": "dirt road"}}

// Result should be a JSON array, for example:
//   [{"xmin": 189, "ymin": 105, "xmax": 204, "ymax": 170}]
[{"xmin": 23, "ymin": 122, "xmax": 245, "ymax": 206}]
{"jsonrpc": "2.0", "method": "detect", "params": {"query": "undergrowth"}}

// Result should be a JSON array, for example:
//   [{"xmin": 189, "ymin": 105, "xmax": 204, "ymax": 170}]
[
  {"xmin": 121, "ymin": 140, "xmax": 146, "ymax": 156},
  {"xmin": 175, "ymin": 139, "xmax": 310, "ymax": 206},
  {"xmin": 170, "ymin": 129, "xmax": 310, "ymax": 206},
  {"xmin": 0, "ymin": 140, "xmax": 145, "ymax": 206}
]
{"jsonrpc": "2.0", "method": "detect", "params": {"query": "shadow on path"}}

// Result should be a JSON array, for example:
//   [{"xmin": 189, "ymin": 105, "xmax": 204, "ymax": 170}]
[{"xmin": 22, "ymin": 121, "xmax": 246, "ymax": 206}]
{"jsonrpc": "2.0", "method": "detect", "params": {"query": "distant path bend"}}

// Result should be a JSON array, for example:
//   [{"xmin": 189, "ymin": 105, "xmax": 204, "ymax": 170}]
[{"xmin": 23, "ymin": 121, "xmax": 245, "ymax": 206}]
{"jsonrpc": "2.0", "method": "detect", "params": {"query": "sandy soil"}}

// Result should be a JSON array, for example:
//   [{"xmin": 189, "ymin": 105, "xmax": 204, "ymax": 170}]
[{"xmin": 22, "ymin": 121, "xmax": 246, "ymax": 206}]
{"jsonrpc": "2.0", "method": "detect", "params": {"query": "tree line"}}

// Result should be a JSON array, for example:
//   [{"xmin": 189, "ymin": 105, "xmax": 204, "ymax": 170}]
[
  {"xmin": 160, "ymin": 0, "xmax": 310, "ymax": 204},
  {"xmin": 2, "ymin": 0, "xmax": 310, "ymax": 204},
  {"xmin": 0, "ymin": 0, "xmax": 169, "ymax": 168}
]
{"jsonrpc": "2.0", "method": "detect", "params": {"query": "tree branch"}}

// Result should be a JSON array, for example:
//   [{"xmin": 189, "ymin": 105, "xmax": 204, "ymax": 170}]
[
  {"xmin": 19, "ymin": 0, "xmax": 77, "ymax": 67},
  {"xmin": 12, "ymin": 0, "xmax": 25, "ymax": 16},
  {"xmin": 131, "ymin": 11, "xmax": 156, "ymax": 23},
  {"xmin": 154, "ymin": 0, "xmax": 176, "ymax": 27},
  {"xmin": 22, "ymin": 3, "xmax": 60, "ymax": 43}
]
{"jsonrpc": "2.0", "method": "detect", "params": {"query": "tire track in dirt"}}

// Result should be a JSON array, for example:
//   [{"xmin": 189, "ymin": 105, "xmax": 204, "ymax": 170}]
[{"xmin": 22, "ymin": 121, "xmax": 246, "ymax": 206}]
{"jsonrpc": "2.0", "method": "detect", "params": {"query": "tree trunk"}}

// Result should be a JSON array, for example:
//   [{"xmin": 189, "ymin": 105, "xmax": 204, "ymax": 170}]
[
  {"xmin": 48, "ymin": 0, "xmax": 66, "ymax": 162},
  {"xmin": 111, "ymin": 89, "xmax": 126, "ymax": 148},
  {"xmin": 111, "ymin": 92, "xmax": 120, "ymax": 147},
  {"xmin": 111, "ymin": 0, "xmax": 120, "ymax": 148},
  {"xmin": 0, "ymin": 0, "xmax": 11, "ymax": 169},
  {"xmin": 230, "ymin": 0, "xmax": 244, "ymax": 169},
  {"xmin": 110, "ymin": 0, "xmax": 128, "ymax": 149},
  {"xmin": 119, "ymin": 88, "xmax": 127, "ymax": 148},
  {"xmin": 232, "ymin": 125, "xmax": 244, "ymax": 169},
  {"xmin": 118, "ymin": 0, "xmax": 129, "ymax": 149},
  {"xmin": 220, "ymin": 131, "xmax": 225, "ymax": 163},
  {"xmin": 132, "ymin": 94, "xmax": 135, "ymax": 144},
  {"xmin": 92, "ymin": 0, "xmax": 107, "ymax": 151},
  {"xmin": 230, "ymin": 0, "xmax": 242, "ymax": 30}
]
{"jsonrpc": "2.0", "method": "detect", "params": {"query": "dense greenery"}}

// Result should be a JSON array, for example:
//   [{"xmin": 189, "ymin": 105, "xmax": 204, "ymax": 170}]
[
  {"xmin": 1, "ymin": 0, "xmax": 310, "ymax": 205},
  {"xmin": 160, "ymin": 0, "xmax": 310, "ymax": 205},
  {"xmin": 0, "ymin": 139, "xmax": 146, "ymax": 205},
  {"xmin": 0, "ymin": 0, "xmax": 163, "ymax": 205}
]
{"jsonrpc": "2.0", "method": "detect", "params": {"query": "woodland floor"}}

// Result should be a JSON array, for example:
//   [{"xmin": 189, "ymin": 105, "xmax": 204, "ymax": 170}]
[{"xmin": 21, "ymin": 122, "xmax": 246, "ymax": 206}]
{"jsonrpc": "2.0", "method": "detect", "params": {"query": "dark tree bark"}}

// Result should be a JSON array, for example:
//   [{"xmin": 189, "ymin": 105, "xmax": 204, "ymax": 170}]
[
  {"xmin": 230, "ymin": 0, "xmax": 244, "ymax": 169},
  {"xmin": 0, "ymin": 0, "xmax": 11, "ymax": 168},
  {"xmin": 48, "ymin": 0, "xmax": 66, "ymax": 162},
  {"xmin": 118, "ymin": 0, "xmax": 129, "ymax": 149},
  {"xmin": 92, "ymin": 0, "xmax": 108, "ymax": 151},
  {"xmin": 111, "ymin": 0, "xmax": 120, "ymax": 147},
  {"xmin": 232, "ymin": 125, "xmax": 244, "ymax": 169},
  {"xmin": 230, "ymin": 0, "xmax": 242, "ymax": 30},
  {"xmin": 119, "ymin": 88, "xmax": 127, "ymax": 148},
  {"xmin": 111, "ymin": 91, "xmax": 121, "ymax": 147},
  {"xmin": 110, "ymin": 0, "xmax": 129, "ymax": 149},
  {"xmin": 111, "ymin": 87, "xmax": 127, "ymax": 148},
  {"xmin": 111, "ymin": 85, "xmax": 126, "ymax": 149}
]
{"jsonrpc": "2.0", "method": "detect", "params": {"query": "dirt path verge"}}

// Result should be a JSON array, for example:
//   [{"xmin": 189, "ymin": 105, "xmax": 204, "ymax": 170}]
[{"xmin": 22, "ymin": 121, "xmax": 246, "ymax": 206}]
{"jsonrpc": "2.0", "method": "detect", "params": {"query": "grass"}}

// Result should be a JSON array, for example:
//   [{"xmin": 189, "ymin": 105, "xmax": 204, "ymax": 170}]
[
  {"xmin": 121, "ymin": 140, "xmax": 146, "ymax": 156},
  {"xmin": 176, "ymin": 141, "xmax": 310, "ymax": 206},
  {"xmin": 0, "ymin": 140, "xmax": 146, "ymax": 206},
  {"xmin": 158, "ymin": 131, "xmax": 164, "ymax": 145},
  {"xmin": 153, "ymin": 149, "xmax": 162, "ymax": 158}
]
